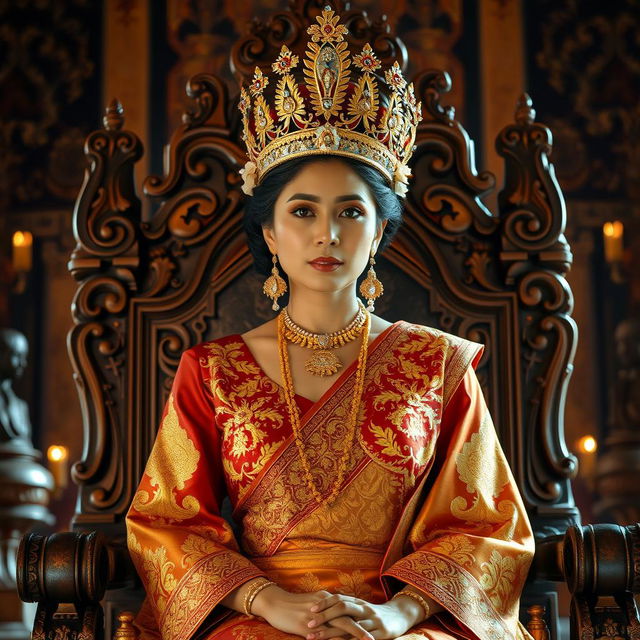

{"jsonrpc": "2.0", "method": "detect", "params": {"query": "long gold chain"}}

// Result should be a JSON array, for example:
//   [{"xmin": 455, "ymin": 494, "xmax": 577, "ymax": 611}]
[{"xmin": 277, "ymin": 310, "xmax": 371, "ymax": 504}]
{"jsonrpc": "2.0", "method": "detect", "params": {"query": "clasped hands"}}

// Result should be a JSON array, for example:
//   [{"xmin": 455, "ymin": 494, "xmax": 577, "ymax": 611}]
[{"xmin": 251, "ymin": 585, "xmax": 426, "ymax": 640}]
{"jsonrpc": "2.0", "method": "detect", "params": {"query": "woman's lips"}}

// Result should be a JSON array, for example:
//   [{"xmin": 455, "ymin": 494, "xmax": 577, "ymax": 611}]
[{"xmin": 309, "ymin": 258, "xmax": 343, "ymax": 272}]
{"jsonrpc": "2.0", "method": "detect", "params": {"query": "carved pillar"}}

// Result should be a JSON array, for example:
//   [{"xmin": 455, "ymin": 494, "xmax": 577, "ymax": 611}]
[{"xmin": 0, "ymin": 329, "xmax": 54, "ymax": 640}]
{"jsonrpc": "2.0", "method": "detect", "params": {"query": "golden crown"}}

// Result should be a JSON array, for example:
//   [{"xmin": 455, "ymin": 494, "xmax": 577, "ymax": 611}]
[{"xmin": 238, "ymin": 6, "xmax": 422, "ymax": 197}]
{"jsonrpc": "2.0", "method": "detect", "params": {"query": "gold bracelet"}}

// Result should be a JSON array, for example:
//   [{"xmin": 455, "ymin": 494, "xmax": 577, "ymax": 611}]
[
  {"xmin": 392, "ymin": 589, "xmax": 431, "ymax": 619},
  {"xmin": 244, "ymin": 578, "xmax": 276, "ymax": 616}
]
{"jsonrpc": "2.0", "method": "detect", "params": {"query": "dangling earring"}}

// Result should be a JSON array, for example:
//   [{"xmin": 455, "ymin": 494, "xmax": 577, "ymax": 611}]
[
  {"xmin": 263, "ymin": 253, "xmax": 288, "ymax": 311},
  {"xmin": 359, "ymin": 249, "xmax": 384, "ymax": 312}
]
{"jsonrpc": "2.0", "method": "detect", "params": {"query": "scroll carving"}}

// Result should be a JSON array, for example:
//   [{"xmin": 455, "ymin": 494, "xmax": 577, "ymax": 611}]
[
  {"xmin": 496, "ymin": 94, "xmax": 578, "ymax": 526},
  {"xmin": 68, "ymin": 100, "xmax": 143, "ymax": 517}
]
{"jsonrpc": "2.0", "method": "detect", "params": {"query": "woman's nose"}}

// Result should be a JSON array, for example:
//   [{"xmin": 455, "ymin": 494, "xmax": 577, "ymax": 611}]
[{"xmin": 314, "ymin": 217, "xmax": 340, "ymax": 246}]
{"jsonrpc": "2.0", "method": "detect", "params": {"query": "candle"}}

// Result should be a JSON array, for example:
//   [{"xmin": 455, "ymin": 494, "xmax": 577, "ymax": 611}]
[
  {"xmin": 47, "ymin": 445, "xmax": 69, "ymax": 495},
  {"xmin": 575, "ymin": 435, "xmax": 597, "ymax": 489},
  {"xmin": 12, "ymin": 231, "xmax": 33, "ymax": 272},
  {"xmin": 602, "ymin": 221, "xmax": 624, "ymax": 263}
]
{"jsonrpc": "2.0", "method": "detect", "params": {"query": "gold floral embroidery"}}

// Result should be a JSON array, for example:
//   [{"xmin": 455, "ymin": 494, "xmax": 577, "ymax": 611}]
[
  {"xmin": 288, "ymin": 462, "xmax": 404, "ymax": 550},
  {"xmin": 479, "ymin": 549, "xmax": 517, "ymax": 612},
  {"xmin": 180, "ymin": 535, "xmax": 219, "ymax": 568},
  {"xmin": 337, "ymin": 569, "xmax": 373, "ymax": 599},
  {"xmin": 298, "ymin": 572, "xmax": 323, "ymax": 592},
  {"xmin": 384, "ymin": 551, "xmax": 516, "ymax": 640},
  {"xmin": 430, "ymin": 535, "xmax": 477, "ymax": 568},
  {"xmin": 450, "ymin": 412, "xmax": 518, "ymax": 540},
  {"xmin": 128, "ymin": 530, "xmax": 178, "ymax": 614},
  {"xmin": 159, "ymin": 550, "xmax": 263, "ymax": 640},
  {"xmin": 131, "ymin": 393, "xmax": 200, "ymax": 522},
  {"xmin": 206, "ymin": 340, "xmax": 287, "ymax": 502}
]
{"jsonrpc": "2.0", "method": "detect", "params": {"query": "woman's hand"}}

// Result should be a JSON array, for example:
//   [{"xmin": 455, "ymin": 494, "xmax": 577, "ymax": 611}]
[
  {"xmin": 252, "ymin": 585, "xmax": 374, "ymax": 640},
  {"xmin": 305, "ymin": 593, "xmax": 426, "ymax": 640}
]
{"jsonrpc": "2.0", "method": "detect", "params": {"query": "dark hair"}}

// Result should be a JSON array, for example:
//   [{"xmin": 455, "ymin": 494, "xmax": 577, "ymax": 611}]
[{"xmin": 243, "ymin": 155, "xmax": 403, "ymax": 276}]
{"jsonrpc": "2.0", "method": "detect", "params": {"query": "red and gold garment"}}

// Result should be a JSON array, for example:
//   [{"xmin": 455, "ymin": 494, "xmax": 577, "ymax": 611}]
[{"xmin": 126, "ymin": 321, "xmax": 535, "ymax": 640}]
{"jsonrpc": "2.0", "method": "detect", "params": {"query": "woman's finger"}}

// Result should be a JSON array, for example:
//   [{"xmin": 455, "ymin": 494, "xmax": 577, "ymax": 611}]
[
  {"xmin": 308, "ymin": 601, "xmax": 365, "ymax": 627},
  {"xmin": 307, "ymin": 619, "xmax": 376, "ymax": 640},
  {"xmin": 325, "ymin": 615, "xmax": 374, "ymax": 640},
  {"xmin": 311, "ymin": 593, "xmax": 357, "ymax": 613}
]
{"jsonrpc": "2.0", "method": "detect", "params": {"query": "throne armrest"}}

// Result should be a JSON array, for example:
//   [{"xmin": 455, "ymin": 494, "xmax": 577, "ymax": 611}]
[
  {"xmin": 16, "ymin": 531, "xmax": 136, "ymax": 640},
  {"xmin": 532, "ymin": 523, "xmax": 640, "ymax": 640}
]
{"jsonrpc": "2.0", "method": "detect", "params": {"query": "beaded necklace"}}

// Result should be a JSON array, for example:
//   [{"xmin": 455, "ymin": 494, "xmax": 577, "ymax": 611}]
[
  {"xmin": 277, "ymin": 310, "xmax": 371, "ymax": 504},
  {"xmin": 282, "ymin": 300, "xmax": 367, "ymax": 376}
]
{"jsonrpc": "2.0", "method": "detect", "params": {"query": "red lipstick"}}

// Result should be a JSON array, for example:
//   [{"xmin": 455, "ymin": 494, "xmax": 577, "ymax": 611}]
[{"xmin": 308, "ymin": 257, "xmax": 343, "ymax": 272}]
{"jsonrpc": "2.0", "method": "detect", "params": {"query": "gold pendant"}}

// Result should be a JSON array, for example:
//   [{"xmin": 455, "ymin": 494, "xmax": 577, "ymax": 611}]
[{"xmin": 305, "ymin": 350, "xmax": 342, "ymax": 376}]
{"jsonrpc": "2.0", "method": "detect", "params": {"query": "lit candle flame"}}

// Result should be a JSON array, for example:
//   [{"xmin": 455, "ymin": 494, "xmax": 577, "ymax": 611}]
[{"xmin": 577, "ymin": 435, "xmax": 597, "ymax": 454}]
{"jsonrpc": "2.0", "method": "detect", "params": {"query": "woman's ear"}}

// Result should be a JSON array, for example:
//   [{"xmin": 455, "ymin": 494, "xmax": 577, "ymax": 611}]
[
  {"xmin": 262, "ymin": 225, "xmax": 276, "ymax": 255},
  {"xmin": 373, "ymin": 219, "xmax": 388, "ymax": 252}
]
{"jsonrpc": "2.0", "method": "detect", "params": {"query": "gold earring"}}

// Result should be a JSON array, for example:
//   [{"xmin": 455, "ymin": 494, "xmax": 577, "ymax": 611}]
[
  {"xmin": 263, "ymin": 253, "xmax": 288, "ymax": 311},
  {"xmin": 359, "ymin": 250, "xmax": 383, "ymax": 312}
]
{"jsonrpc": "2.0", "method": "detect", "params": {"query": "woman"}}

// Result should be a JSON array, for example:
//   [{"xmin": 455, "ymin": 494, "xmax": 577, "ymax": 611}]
[{"xmin": 126, "ymin": 8, "xmax": 534, "ymax": 640}]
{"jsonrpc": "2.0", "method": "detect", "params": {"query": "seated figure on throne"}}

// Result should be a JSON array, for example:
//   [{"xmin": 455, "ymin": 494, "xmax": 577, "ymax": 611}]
[{"xmin": 126, "ymin": 8, "xmax": 535, "ymax": 640}]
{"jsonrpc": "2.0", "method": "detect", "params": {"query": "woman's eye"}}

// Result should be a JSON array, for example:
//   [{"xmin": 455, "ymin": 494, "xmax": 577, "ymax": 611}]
[
  {"xmin": 291, "ymin": 207, "xmax": 314, "ymax": 218},
  {"xmin": 340, "ymin": 207, "xmax": 364, "ymax": 218}
]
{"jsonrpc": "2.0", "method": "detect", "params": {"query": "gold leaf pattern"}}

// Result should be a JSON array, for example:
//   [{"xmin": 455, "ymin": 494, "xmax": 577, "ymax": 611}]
[
  {"xmin": 430, "ymin": 535, "xmax": 477, "ymax": 568},
  {"xmin": 298, "ymin": 572, "xmax": 322, "ymax": 592},
  {"xmin": 337, "ymin": 569, "xmax": 373, "ymax": 599},
  {"xmin": 451, "ymin": 413, "xmax": 518, "ymax": 540},
  {"xmin": 180, "ymin": 535, "xmax": 218, "ymax": 568},
  {"xmin": 479, "ymin": 550, "xmax": 517, "ymax": 613},
  {"xmin": 346, "ymin": 74, "xmax": 379, "ymax": 130},
  {"xmin": 131, "ymin": 392, "xmax": 200, "ymax": 522},
  {"xmin": 274, "ymin": 74, "xmax": 306, "ymax": 129}
]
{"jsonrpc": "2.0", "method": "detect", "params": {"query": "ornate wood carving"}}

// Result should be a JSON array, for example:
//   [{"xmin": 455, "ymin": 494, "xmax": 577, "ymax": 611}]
[
  {"xmin": 496, "ymin": 93, "xmax": 579, "ymax": 535},
  {"xmin": 64, "ymin": 0, "xmax": 578, "ymax": 543}
]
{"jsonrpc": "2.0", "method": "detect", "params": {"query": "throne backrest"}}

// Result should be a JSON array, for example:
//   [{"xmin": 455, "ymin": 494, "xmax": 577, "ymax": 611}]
[{"xmin": 67, "ymin": 1, "xmax": 578, "ymax": 540}]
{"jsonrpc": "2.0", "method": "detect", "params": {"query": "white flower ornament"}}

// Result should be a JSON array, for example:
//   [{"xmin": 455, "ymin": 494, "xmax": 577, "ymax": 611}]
[
  {"xmin": 394, "ymin": 163, "xmax": 412, "ymax": 197},
  {"xmin": 240, "ymin": 160, "xmax": 258, "ymax": 196}
]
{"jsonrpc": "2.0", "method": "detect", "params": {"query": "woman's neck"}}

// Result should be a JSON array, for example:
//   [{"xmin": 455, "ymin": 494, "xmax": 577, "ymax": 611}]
[{"xmin": 285, "ymin": 285, "xmax": 361, "ymax": 334}]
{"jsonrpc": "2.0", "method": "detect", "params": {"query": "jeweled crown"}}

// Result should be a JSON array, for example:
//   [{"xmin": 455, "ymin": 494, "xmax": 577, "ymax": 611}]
[{"xmin": 238, "ymin": 6, "xmax": 422, "ymax": 197}]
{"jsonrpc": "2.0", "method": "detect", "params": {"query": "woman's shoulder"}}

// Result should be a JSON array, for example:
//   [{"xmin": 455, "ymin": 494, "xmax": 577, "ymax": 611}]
[
  {"xmin": 181, "ymin": 332, "xmax": 248, "ymax": 368},
  {"xmin": 394, "ymin": 319, "xmax": 483, "ymax": 352}
]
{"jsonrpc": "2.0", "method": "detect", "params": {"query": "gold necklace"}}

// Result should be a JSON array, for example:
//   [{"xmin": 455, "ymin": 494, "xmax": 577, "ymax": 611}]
[
  {"xmin": 282, "ymin": 300, "xmax": 367, "ymax": 376},
  {"xmin": 277, "ymin": 310, "xmax": 370, "ymax": 504}
]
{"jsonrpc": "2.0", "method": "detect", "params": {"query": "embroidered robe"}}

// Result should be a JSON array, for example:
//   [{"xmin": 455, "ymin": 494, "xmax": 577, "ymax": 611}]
[{"xmin": 126, "ymin": 321, "xmax": 535, "ymax": 640}]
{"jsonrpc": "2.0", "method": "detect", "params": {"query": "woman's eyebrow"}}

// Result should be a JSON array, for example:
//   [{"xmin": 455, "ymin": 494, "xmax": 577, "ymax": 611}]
[
  {"xmin": 287, "ymin": 193, "xmax": 321, "ymax": 202},
  {"xmin": 335, "ymin": 194, "xmax": 365, "ymax": 203}
]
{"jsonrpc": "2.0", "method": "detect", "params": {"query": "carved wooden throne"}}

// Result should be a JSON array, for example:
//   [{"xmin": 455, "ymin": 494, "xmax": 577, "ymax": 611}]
[{"xmin": 16, "ymin": 3, "xmax": 640, "ymax": 640}]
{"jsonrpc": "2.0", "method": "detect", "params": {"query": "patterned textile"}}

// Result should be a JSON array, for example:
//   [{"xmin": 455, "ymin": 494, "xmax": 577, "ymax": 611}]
[{"xmin": 126, "ymin": 321, "xmax": 534, "ymax": 640}]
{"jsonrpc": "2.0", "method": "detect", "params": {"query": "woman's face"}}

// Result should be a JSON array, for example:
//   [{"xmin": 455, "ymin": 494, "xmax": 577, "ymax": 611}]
[{"xmin": 262, "ymin": 159, "xmax": 387, "ymax": 296}]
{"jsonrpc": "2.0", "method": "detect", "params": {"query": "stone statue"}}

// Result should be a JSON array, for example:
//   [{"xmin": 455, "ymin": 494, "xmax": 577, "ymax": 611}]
[
  {"xmin": 0, "ymin": 329, "xmax": 32, "ymax": 444},
  {"xmin": 0, "ymin": 328, "xmax": 53, "ymax": 639}
]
